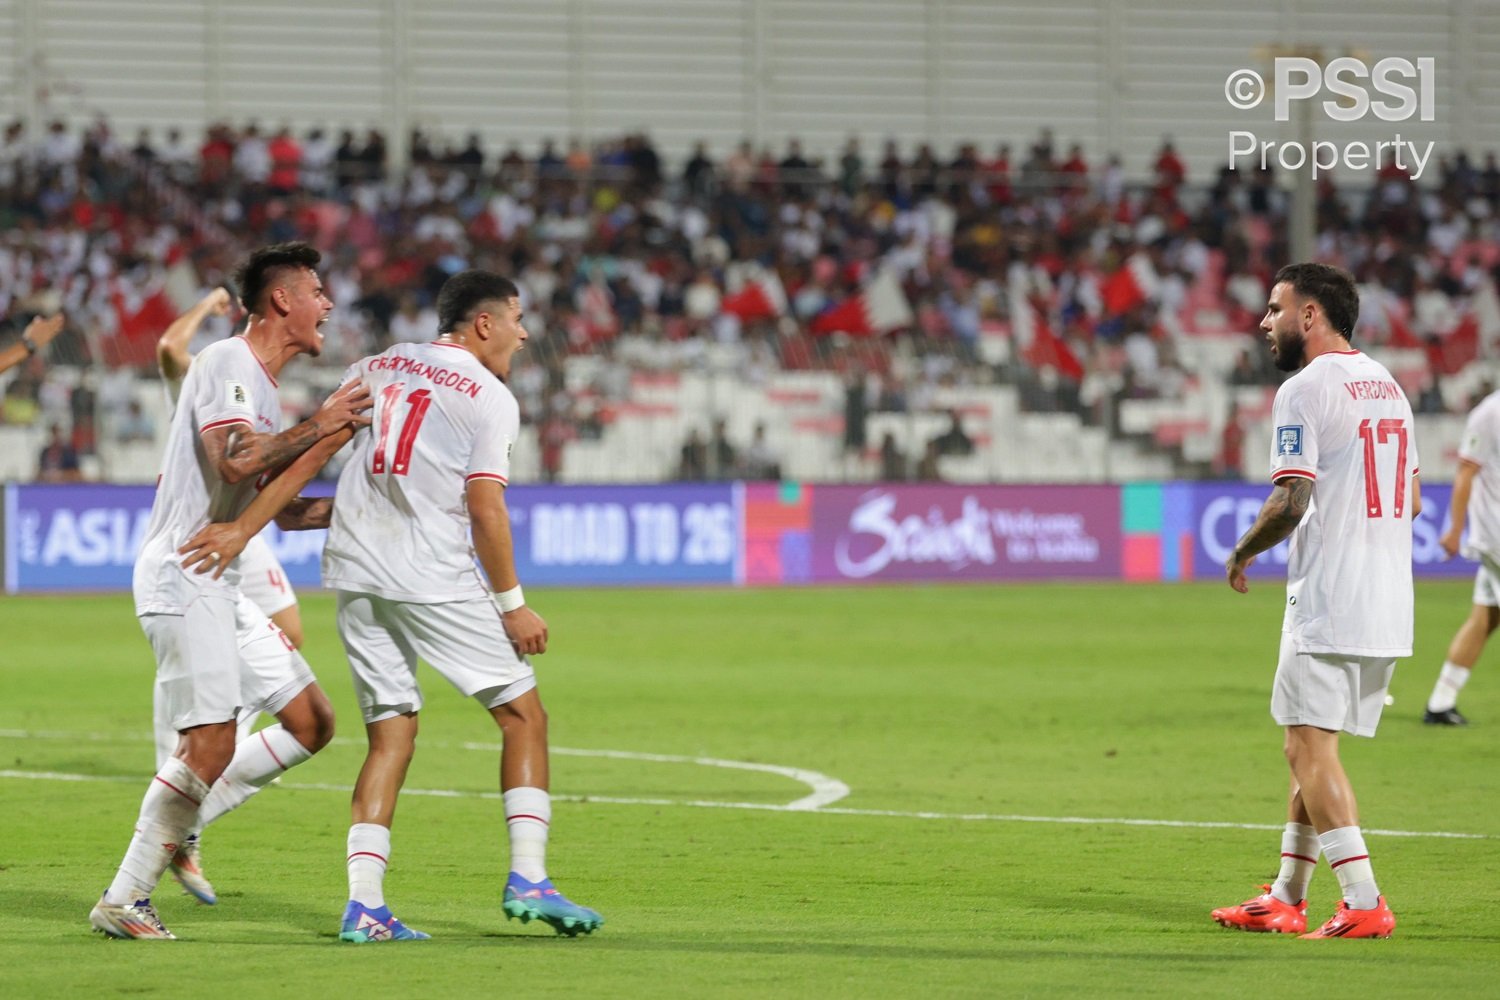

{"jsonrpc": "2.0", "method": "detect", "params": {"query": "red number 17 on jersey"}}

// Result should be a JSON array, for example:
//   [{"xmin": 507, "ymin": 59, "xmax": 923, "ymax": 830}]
[{"xmin": 1358, "ymin": 417, "xmax": 1408, "ymax": 519}]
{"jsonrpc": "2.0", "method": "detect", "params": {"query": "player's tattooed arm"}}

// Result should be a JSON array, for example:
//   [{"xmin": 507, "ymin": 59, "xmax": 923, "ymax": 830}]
[
  {"xmin": 274, "ymin": 497, "xmax": 334, "ymax": 531},
  {"xmin": 204, "ymin": 420, "xmax": 324, "ymax": 485},
  {"xmin": 201, "ymin": 380, "xmax": 371, "ymax": 485},
  {"xmin": 1225, "ymin": 476, "xmax": 1312, "ymax": 593}
]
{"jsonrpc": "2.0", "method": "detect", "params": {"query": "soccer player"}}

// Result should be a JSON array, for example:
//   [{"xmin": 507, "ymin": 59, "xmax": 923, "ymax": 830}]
[
  {"xmin": 151, "ymin": 288, "xmax": 313, "ymax": 906},
  {"xmin": 1214, "ymin": 263, "xmax": 1417, "ymax": 940},
  {"xmin": 1424, "ymin": 386, "xmax": 1500, "ymax": 725},
  {"xmin": 89, "ymin": 243, "xmax": 371, "ymax": 939},
  {"xmin": 177, "ymin": 269, "xmax": 603, "ymax": 943},
  {"xmin": 157, "ymin": 286, "xmax": 306, "ymax": 652}
]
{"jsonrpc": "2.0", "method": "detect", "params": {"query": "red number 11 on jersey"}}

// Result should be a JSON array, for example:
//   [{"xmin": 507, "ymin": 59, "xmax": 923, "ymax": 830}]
[
  {"xmin": 372, "ymin": 384, "xmax": 433, "ymax": 476},
  {"xmin": 1358, "ymin": 417, "xmax": 1408, "ymax": 519}
]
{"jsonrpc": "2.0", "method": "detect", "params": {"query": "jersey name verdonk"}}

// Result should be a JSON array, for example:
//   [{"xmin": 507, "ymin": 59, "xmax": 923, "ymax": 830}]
[
  {"xmin": 366, "ymin": 354, "xmax": 485, "ymax": 398},
  {"xmin": 1343, "ymin": 378, "xmax": 1403, "ymax": 401}
]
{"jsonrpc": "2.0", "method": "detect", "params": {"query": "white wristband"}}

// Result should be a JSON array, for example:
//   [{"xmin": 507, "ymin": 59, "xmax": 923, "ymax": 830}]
[{"xmin": 493, "ymin": 585, "xmax": 525, "ymax": 613}]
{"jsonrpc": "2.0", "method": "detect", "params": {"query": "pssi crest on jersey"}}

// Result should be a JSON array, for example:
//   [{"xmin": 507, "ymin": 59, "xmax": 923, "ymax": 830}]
[{"xmin": 1277, "ymin": 425, "xmax": 1303, "ymax": 456}]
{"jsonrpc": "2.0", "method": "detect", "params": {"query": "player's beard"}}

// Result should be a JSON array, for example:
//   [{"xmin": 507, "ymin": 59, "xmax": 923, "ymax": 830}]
[{"xmin": 1271, "ymin": 328, "xmax": 1305, "ymax": 371}]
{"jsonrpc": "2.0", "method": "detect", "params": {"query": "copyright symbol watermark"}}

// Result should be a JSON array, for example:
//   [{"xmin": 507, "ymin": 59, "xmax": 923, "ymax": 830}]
[{"xmin": 1224, "ymin": 68, "xmax": 1265, "ymax": 110}]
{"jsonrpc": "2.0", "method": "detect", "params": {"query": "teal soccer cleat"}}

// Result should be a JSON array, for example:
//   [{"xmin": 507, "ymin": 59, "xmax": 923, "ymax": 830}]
[
  {"xmin": 502, "ymin": 874, "xmax": 603, "ymax": 936},
  {"xmin": 339, "ymin": 901, "xmax": 431, "ymax": 943}
]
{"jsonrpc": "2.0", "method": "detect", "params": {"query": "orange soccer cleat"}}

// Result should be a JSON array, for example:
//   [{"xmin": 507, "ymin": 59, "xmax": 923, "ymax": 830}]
[
  {"xmin": 1299, "ymin": 897, "xmax": 1396, "ymax": 939},
  {"xmin": 1211, "ymin": 885, "xmax": 1308, "ymax": 934}
]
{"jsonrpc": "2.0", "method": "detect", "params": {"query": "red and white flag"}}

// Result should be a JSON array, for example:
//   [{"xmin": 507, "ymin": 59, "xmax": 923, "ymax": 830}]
[
  {"xmin": 1100, "ymin": 252, "xmax": 1160, "ymax": 318},
  {"xmin": 1010, "ymin": 276, "xmax": 1084, "ymax": 381},
  {"xmin": 809, "ymin": 270, "xmax": 913, "ymax": 336},
  {"xmin": 720, "ymin": 266, "xmax": 788, "ymax": 323}
]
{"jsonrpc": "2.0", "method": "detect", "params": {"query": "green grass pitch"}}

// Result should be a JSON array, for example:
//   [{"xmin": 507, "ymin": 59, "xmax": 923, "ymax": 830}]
[{"xmin": 3, "ymin": 581, "xmax": 1499, "ymax": 997}]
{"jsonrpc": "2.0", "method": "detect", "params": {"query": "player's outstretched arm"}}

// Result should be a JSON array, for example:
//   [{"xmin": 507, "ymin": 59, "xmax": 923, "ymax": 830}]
[
  {"xmin": 0, "ymin": 313, "xmax": 64, "ymax": 375},
  {"xmin": 1226, "ymin": 476, "xmax": 1312, "ymax": 593},
  {"xmin": 156, "ymin": 288, "xmax": 233, "ymax": 381},
  {"xmin": 203, "ymin": 380, "xmax": 371, "ymax": 485},
  {"xmin": 1438, "ymin": 466, "xmax": 1468, "ymax": 557},
  {"xmin": 468, "ymin": 477, "xmax": 548, "ymax": 656},
  {"xmin": 179, "ymin": 425, "xmax": 354, "ymax": 577}
]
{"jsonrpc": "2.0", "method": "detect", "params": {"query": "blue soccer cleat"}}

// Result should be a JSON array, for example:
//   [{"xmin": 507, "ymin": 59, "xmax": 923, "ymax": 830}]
[
  {"xmin": 502, "ymin": 874, "xmax": 603, "ymax": 936},
  {"xmin": 338, "ymin": 901, "xmax": 431, "ymax": 943}
]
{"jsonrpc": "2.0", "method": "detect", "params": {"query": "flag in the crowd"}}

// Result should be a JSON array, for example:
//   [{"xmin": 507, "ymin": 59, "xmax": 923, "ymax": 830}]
[
  {"xmin": 110, "ymin": 280, "xmax": 179, "ymax": 343},
  {"xmin": 1439, "ymin": 312, "xmax": 1480, "ymax": 374},
  {"xmin": 1100, "ymin": 252, "xmax": 1160, "ymax": 317},
  {"xmin": 720, "ymin": 268, "xmax": 788, "ymax": 323},
  {"xmin": 1383, "ymin": 303, "xmax": 1422, "ymax": 349},
  {"xmin": 810, "ymin": 270, "xmax": 913, "ymax": 336},
  {"xmin": 1009, "ymin": 272, "xmax": 1084, "ymax": 381}
]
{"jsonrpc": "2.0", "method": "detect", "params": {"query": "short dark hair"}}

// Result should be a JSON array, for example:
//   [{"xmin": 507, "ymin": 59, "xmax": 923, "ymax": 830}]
[
  {"xmin": 436, "ymin": 270, "xmax": 519, "ymax": 333},
  {"xmin": 1273, "ymin": 262, "xmax": 1359, "ymax": 341},
  {"xmin": 233, "ymin": 242, "xmax": 321, "ymax": 315}
]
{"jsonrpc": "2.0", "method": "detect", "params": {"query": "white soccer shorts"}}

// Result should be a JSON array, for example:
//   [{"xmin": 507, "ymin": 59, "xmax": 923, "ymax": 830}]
[
  {"xmin": 1270, "ymin": 631, "xmax": 1395, "ymax": 738},
  {"xmin": 145, "ymin": 591, "xmax": 317, "ymax": 743},
  {"xmin": 1470, "ymin": 555, "xmax": 1500, "ymax": 608},
  {"xmin": 336, "ymin": 591, "xmax": 538, "ymax": 724},
  {"xmin": 238, "ymin": 534, "xmax": 297, "ymax": 617}
]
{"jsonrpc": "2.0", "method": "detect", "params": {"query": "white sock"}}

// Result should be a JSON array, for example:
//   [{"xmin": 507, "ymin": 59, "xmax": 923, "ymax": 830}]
[
  {"xmin": 104, "ymin": 758, "xmax": 210, "ymax": 904},
  {"xmin": 1271, "ymin": 822, "xmax": 1319, "ymax": 904},
  {"xmin": 503, "ymin": 786, "xmax": 550, "ymax": 883},
  {"xmin": 1427, "ymin": 661, "xmax": 1472, "ymax": 713},
  {"xmin": 347, "ymin": 823, "xmax": 391, "ymax": 908},
  {"xmin": 1319, "ymin": 825, "xmax": 1380, "ymax": 909},
  {"xmin": 192, "ymin": 725, "xmax": 312, "ymax": 834},
  {"xmin": 151, "ymin": 683, "xmax": 176, "ymax": 771}
]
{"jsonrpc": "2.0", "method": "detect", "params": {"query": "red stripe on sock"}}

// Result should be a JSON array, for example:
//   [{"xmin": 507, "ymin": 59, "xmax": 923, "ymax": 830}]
[
  {"xmin": 154, "ymin": 776, "xmax": 202, "ymax": 806},
  {"xmin": 347, "ymin": 851, "xmax": 387, "ymax": 864},
  {"xmin": 506, "ymin": 814, "xmax": 549, "ymax": 825},
  {"xmin": 1329, "ymin": 854, "xmax": 1370, "ymax": 869},
  {"xmin": 1281, "ymin": 852, "xmax": 1318, "ymax": 864},
  {"xmin": 260, "ymin": 730, "xmax": 287, "ymax": 770}
]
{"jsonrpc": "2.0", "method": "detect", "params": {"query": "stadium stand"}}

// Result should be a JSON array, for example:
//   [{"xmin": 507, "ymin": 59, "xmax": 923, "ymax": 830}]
[{"xmin": 1, "ymin": 117, "xmax": 1497, "ymax": 485}]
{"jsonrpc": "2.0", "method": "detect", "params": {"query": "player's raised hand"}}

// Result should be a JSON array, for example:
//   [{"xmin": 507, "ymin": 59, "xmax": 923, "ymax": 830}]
[
  {"xmin": 204, "ymin": 286, "xmax": 234, "ymax": 316},
  {"xmin": 178, "ymin": 521, "xmax": 252, "ymax": 579},
  {"xmin": 1226, "ymin": 550, "xmax": 1254, "ymax": 594},
  {"xmin": 23, "ymin": 312, "xmax": 65, "ymax": 350},
  {"xmin": 503, "ymin": 606, "xmax": 549, "ymax": 656},
  {"xmin": 315, "ymin": 379, "xmax": 373, "ymax": 434}
]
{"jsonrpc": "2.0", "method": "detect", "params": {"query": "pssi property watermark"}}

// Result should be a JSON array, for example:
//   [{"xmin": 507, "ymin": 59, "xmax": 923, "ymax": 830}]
[{"xmin": 1224, "ymin": 56, "xmax": 1436, "ymax": 179}]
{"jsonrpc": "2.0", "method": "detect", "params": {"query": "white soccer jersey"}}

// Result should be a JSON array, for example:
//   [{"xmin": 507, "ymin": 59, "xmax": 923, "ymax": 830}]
[
  {"xmin": 1269, "ymin": 350, "xmax": 1419, "ymax": 657},
  {"xmin": 1457, "ymin": 390, "xmax": 1500, "ymax": 563},
  {"xmin": 322, "ymin": 341, "xmax": 518, "ymax": 603},
  {"xmin": 134, "ymin": 337, "xmax": 282, "ymax": 614}
]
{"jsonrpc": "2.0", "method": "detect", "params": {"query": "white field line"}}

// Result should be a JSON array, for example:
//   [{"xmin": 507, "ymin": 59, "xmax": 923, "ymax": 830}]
[
  {"xmin": 0, "ymin": 729, "xmax": 1490, "ymax": 841},
  {"xmin": 0, "ymin": 728, "xmax": 849, "ymax": 810}
]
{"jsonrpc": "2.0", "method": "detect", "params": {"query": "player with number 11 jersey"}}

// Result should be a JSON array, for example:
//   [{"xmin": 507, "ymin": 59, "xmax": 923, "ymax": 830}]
[{"xmin": 321, "ymin": 340, "xmax": 517, "ymax": 601}]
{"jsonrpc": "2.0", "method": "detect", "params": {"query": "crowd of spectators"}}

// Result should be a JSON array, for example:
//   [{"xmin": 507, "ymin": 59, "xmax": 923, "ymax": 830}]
[{"xmin": 2, "ymin": 114, "xmax": 1499, "ymax": 480}]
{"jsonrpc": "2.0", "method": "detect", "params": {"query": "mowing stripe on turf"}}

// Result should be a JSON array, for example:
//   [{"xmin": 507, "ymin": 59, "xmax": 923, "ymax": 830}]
[{"xmin": 0, "ymin": 767, "xmax": 1487, "ymax": 841}]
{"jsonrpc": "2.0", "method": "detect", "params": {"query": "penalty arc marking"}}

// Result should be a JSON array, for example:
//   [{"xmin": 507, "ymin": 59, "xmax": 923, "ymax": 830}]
[{"xmin": 0, "ymin": 727, "xmax": 849, "ymax": 811}]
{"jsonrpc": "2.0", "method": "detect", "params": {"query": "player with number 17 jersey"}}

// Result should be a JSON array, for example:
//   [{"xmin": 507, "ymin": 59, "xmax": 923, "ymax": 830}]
[
  {"xmin": 1271, "ymin": 349, "xmax": 1418, "ymax": 658},
  {"xmin": 322, "ymin": 340, "xmax": 518, "ymax": 601}
]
